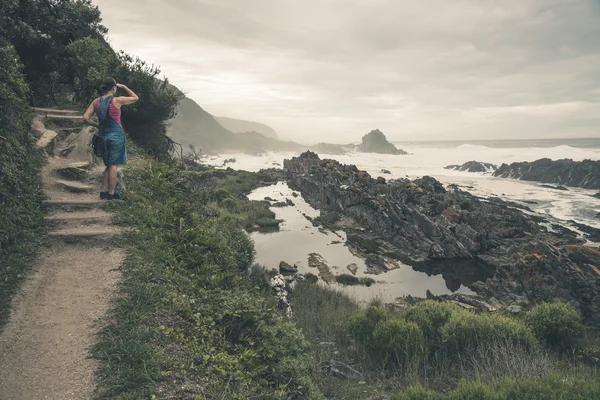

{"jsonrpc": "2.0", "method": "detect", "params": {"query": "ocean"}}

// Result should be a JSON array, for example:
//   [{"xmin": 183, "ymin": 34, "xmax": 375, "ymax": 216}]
[{"xmin": 205, "ymin": 138, "xmax": 600, "ymax": 303}]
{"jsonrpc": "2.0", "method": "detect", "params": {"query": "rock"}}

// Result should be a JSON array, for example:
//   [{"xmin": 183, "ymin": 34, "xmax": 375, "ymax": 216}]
[
  {"xmin": 308, "ymin": 253, "xmax": 335, "ymax": 283},
  {"xmin": 357, "ymin": 129, "xmax": 408, "ymax": 155},
  {"xmin": 285, "ymin": 198, "xmax": 294, "ymax": 206},
  {"xmin": 282, "ymin": 152, "xmax": 600, "ymax": 327},
  {"xmin": 377, "ymin": 176, "xmax": 386, "ymax": 184},
  {"xmin": 270, "ymin": 274, "xmax": 293, "ymax": 318},
  {"xmin": 264, "ymin": 196, "xmax": 275, "ymax": 201},
  {"xmin": 271, "ymin": 201, "xmax": 288, "ymax": 207},
  {"xmin": 444, "ymin": 161, "xmax": 497, "ymax": 173},
  {"xmin": 328, "ymin": 361, "xmax": 363, "ymax": 380},
  {"xmin": 506, "ymin": 304, "xmax": 523, "ymax": 314},
  {"xmin": 593, "ymin": 193, "xmax": 600, "ymax": 199},
  {"xmin": 347, "ymin": 263, "xmax": 359, "ymax": 275},
  {"xmin": 381, "ymin": 169, "xmax": 392, "ymax": 174},
  {"xmin": 279, "ymin": 261, "xmax": 298, "ymax": 274},
  {"xmin": 493, "ymin": 158, "xmax": 600, "ymax": 190},
  {"xmin": 292, "ymin": 192, "xmax": 299, "ymax": 197}
]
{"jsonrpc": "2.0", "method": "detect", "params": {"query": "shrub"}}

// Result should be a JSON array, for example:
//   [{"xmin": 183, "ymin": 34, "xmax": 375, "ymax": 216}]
[
  {"xmin": 348, "ymin": 306, "xmax": 389, "ymax": 342},
  {"xmin": 0, "ymin": 43, "xmax": 45, "ymax": 329},
  {"xmin": 524, "ymin": 302, "xmax": 583, "ymax": 351},
  {"xmin": 404, "ymin": 301, "xmax": 465, "ymax": 350},
  {"xmin": 372, "ymin": 318, "xmax": 425, "ymax": 368},
  {"xmin": 442, "ymin": 312, "xmax": 538, "ymax": 357}
]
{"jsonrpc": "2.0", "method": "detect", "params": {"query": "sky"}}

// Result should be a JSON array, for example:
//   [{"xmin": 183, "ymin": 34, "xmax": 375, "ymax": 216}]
[{"xmin": 92, "ymin": 0, "xmax": 600, "ymax": 143}]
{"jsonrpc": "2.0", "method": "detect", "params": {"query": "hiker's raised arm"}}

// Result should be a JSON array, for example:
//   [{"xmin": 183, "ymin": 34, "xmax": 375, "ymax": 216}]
[
  {"xmin": 115, "ymin": 83, "xmax": 139, "ymax": 106},
  {"xmin": 82, "ymin": 101, "xmax": 98, "ymax": 128}
]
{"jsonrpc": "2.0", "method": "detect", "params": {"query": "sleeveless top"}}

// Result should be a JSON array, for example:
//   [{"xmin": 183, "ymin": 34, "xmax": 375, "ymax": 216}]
[{"xmin": 94, "ymin": 96, "xmax": 123, "ymax": 135}]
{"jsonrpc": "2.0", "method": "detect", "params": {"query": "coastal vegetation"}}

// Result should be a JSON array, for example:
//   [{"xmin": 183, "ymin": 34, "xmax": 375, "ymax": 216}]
[{"xmin": 2, "ymin": 1, "xmax": 600, "ymax": 399}]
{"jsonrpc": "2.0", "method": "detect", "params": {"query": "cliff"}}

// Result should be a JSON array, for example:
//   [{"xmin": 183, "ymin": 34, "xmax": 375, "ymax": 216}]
[{"xmin": 216, "ymin": 116, "xmax": 279, "ymax": 139}]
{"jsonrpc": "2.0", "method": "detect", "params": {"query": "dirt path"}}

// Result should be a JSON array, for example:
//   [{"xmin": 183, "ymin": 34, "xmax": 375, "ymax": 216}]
[{"xmin": 0, "ymin": 110, "xmax": 123, "ymax": 400}]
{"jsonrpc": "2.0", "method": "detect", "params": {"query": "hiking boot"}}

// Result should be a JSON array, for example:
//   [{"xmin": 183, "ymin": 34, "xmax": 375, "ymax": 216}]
[
  {"xmin": 107, "ymin": 191, "xmax": 123, "ymax": 200},
  {"xmin": 100, "ymin": 191, "xmax": 109, "ymax": 200}
]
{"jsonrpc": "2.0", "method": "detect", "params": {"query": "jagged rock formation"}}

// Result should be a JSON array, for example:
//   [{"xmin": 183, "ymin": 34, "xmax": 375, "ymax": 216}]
[
  {"xmin": 216, "ymin": 116, "xmax": 279, "ymax": 139},
  {"xmin": 445, "ymin": 161, "xmax": 497, "ymax": 173},
  {"xmin": 357, "ymin": 129, "xmax": 407, "ymax": 155},
  {"xmin": 493, "ymin": 158, "xmax": 600, "ymax": 189},
  {"xmin": 282, "ymin": 152, "xmax": 600, "ymax": 326}
]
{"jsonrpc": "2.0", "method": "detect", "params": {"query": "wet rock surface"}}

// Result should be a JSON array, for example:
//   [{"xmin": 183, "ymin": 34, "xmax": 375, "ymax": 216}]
[
  {"xmin": 282, "ymin": 152, "xmax": 600, "ymax": 326},
  {"xmin": 445, "ymin": 161, "xmax": 497, "ymax": 173},
  {"xmin": 493, "ymin": 158, "xmax": 600, "ymax": 189}
]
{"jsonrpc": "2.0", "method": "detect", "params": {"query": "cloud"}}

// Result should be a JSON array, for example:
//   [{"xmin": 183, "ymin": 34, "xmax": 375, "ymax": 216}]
[{"xmin": 93, "ymin": 0, "xmax": 600, "ymax": 143}]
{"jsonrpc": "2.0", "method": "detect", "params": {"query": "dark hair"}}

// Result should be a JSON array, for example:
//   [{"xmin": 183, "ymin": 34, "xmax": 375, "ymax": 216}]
[{"xmin": 100, "ymin": 77, "xmax": 117, "ymax": 94}]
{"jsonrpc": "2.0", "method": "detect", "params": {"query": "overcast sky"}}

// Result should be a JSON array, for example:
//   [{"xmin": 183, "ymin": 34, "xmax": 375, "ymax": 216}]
[{"xmin": 93, "ymin": 0, "xmax": 600, "ymax": 143}]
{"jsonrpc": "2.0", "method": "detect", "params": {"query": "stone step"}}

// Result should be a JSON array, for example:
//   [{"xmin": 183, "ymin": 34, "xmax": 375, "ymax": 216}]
[
  {"xmin": 33, "ymin": 107, "xmax": 81, "ymax": 114},
  {"xmin": 68, "ymin": 162, "xmax": 92, "ymax": 170},
  {"xmin": 56, "ymin": 179, "xmax": 94, "ymax": 193},
  {"xmin": 48, "ymin": 226, "xmax": 120, "ymax": 239},
  {"xmin": 36, "ymin": 129, "xmax": 58, "ymax": 149},
  {"xmin": 45, "ymin": 210, "xmax": 112, "ymax": 222},
  {"xmin": 42, "ymin": 199, "xmax": 103, "ymax": 208},
  {"xmin": 44, "ymin": 114, "xmax": 83, "ymax": 120}
]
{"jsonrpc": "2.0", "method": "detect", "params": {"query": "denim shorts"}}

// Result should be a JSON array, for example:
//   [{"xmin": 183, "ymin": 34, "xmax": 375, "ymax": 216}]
[{"xmin": 102, "ymin": 131, "xmax": 127, "ymax": 166}]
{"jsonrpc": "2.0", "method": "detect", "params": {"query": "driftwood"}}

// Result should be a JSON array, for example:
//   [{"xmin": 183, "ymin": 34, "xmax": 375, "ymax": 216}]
[{"xmin": 0, "ymin": 135, "xmax": 6, "ymax": 143}]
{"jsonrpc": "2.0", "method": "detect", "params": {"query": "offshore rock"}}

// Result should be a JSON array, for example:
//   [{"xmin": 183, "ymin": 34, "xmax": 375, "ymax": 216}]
[
  {"xmin": 445, "ymin": 161, "xmax": 497, "ymax": 173},
  {"xmin": 357, "ymin": 129, "xmax": 408, "ymax": 155},
  {"xmin": 283, "ymin": 152, "xmax": 600, "ymax": 326},
  {"xmin": 493, "ymin": 158, "xmax": 600, "ymax": 189}
]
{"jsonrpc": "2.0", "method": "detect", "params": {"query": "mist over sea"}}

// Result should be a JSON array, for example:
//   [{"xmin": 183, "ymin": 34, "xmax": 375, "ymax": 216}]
[{"xmin": 206, "ymin": 138, "xmax": 600, "ymax": 302}]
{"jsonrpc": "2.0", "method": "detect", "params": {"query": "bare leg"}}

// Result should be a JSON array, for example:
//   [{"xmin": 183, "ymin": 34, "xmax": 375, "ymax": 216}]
[
  {"xmin": 108, "ymin": 165, "xmax": 119, "ymax": 194},
  {"xmin": 103, "ymin": 167, "xmax": 109, "ymax": 192}
]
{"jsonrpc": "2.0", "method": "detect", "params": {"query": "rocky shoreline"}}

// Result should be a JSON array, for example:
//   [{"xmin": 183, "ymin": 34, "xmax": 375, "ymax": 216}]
[
  {"xmin": 275, "ymin": 152, "xmax": 600, "ymax": 325},
  {"xmin": 446, "ymin": 158, "xmax": 600, "ymax": 190}
]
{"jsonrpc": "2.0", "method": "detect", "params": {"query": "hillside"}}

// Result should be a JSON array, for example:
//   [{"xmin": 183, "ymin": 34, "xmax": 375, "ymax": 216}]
[
  {"xmin": 167, "ymin": 92, "xmax": 304, "ymax": 153},
  {"xmin": 216, "ymin": 116, "xmax": 279, "ymax": 139}
]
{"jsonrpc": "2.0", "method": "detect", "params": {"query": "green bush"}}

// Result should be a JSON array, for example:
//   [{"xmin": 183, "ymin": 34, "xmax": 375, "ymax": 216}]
[
  {"xmin": 0, "ymin": 43, "xmax": 45, "ymax": 329},
  {"xmin": 442, "ymin": 312, "xmax": 538, "ymax": 356},
  {"xmin": 348, "ymin": 305, "xmax": 390, "ymax": 342},
  {"xmin": 524, "ymin": 302, "xmax": 583, "ymax": 351},
  {"xmin": 404, "ymin": 301, "xmax": 465, "ymax": 349},
  {"xmin": 372, "ymin": 319, "xmax": 425, "ymax": 368}
]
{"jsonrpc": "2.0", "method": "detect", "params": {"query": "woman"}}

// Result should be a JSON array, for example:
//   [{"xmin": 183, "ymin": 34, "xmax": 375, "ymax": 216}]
[{"xmin": 82, "ymin": 77, "xmax": 138, "ymax": 200}]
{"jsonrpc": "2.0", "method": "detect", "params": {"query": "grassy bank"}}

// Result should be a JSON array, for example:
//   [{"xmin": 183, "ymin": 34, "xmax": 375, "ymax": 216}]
[
  {"xmin": 94, "ymin": 159, "xmax": 320, "ymax": 399},
  {"xmin": 0, "ymin": 45, "xmax": 45, "ymax": 331},
  {"xmin": 292, "ymin": 280, "xmax": 600, "ymax": 399},
  {"xmin": 95, "ymin": 155, "xmax": 600, "ymax": 399}
]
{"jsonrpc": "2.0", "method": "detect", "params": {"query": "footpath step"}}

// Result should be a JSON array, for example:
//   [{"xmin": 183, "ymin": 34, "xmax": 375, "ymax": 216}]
[
  {"xmin": 42, "ymin": 199, "xmax": 103, "ymax": 208},
  {"xmin": 44, "ymin": 114, "xmax": 83, "ymax": 120},
  {"xmin": 33, "ymin": 107, "xmax": 81, "ymax": 115},
  {"xmin": 48, "ymin": 226, "xmax": 120, "ymax": 239},
  {"xmin": 56, "ymin": 179, "xmax": 94, "ymax": 193},
  {"xmin": 45, "ymin": 210, "xmax": 112, "ymax": 222}
]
